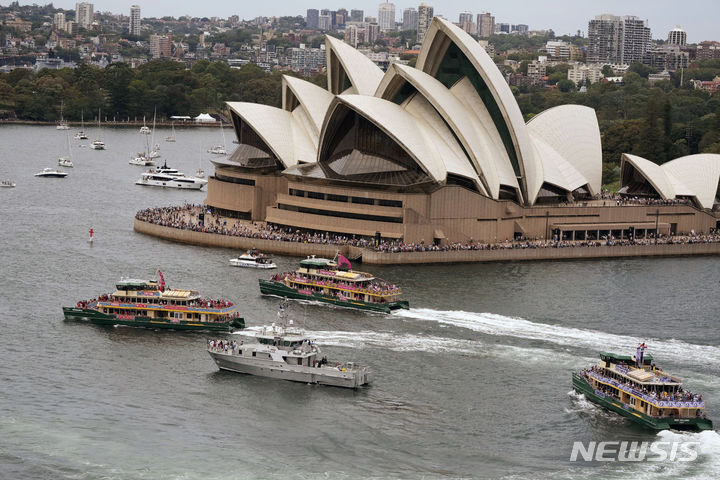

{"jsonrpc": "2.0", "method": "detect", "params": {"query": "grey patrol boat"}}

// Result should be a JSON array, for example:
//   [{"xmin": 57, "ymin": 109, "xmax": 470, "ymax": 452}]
[{"xmin": 207, "ymin": 302, "xmax": 371, "ymax": 388}]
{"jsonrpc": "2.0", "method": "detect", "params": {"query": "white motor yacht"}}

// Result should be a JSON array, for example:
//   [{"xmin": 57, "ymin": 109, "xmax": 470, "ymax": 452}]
[
  {"xmin": 229, "ymin": 249, "xmax": 276, "ymax": 269},
  {"xmin": 58, "ymin": 156, "xmax": 73, "ymax": 167},
  {"xmin": 35, "ymin": 168, "xmax": 68, "ymax": 178},
  {"xmin": 135, "ymin": 172, "xmax": 207, "ymax": 190},
  {"xmin": 90, "ymin": 139, "xmax": 105, "ymax": 150},
  {"xmin": 139, "ymin": 126, "xmax": 151, "ymax": 134}
]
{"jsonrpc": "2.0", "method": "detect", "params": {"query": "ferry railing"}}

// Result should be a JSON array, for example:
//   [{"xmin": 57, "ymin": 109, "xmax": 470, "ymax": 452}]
[{"xmin": 588, "ymin": 371, "xmax": 704, "ymax": 408}]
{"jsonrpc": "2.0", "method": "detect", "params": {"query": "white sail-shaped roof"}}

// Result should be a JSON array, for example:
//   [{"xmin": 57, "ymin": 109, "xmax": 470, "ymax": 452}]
[
  {"xmin": 660, "ymin": 154, "xmax": 720, "ymax": 209},
  {"xmin": 325, "ymin": 35, "xmax": 384, "ymax": 96},
  {"xmin": 400, "ymin": 92, "xmax": 485, "ymax": 194},
  {"xmin": 621, "ymin": 154, "xmax": 681, "ymax": 200},
  {"xmin": 323, "ymin": 95, "xmax": 449, "ymax": 182},
  {"xmin": 527, "ymin": 105, "xmax": 602, "ymax": 195},
  {"xmin": 376, "ymin": 63, "xmax": 496, "ymax": 197},
  {"xmin": 227, "ymin": 102, "xmax": 315, "ymax": 168},
  {"xmin": 282, "ymin": 75, "xmax": 334, "ymax": 139},
  {"xmin": 621, "ymin": 153, "xmax": 720, "ymax": 209},
  {"xmin": 416, "ymin": 17, "xmax": 542, "ymax": 204}
]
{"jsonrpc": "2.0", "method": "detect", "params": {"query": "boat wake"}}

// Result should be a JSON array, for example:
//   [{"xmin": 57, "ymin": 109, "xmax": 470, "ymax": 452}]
[
  {"xmin": 236, "ymin": 325, "xmax": 586, "ymax": 367},
  {"xmin": 393, "ymin": 308, "xmax": 720, "ymax": 368}
]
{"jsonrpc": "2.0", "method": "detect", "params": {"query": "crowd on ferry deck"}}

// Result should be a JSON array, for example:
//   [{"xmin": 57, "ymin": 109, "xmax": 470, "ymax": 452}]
[
  {"xmin": 269, "ymin": 273, "xmax": 400, "ymax": 297},
  {"xmin": 580, "ymin": 365, "xmax": 704, "ymax": 404},
  {"xmin": 136, "ymin": 204, "xmax": 720, "ymax": 253}
]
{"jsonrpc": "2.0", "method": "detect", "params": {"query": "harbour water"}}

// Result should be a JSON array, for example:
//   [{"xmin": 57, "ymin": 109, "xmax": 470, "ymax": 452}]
[{"xmin": 1, "ymin": 125, "xmax": 719, "ymax": 479}]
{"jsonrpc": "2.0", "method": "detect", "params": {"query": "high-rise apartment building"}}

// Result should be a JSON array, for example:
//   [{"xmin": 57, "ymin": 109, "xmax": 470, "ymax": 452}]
[
  {"xmin": 350, "ymin": 9, "xmax": 364, "ymax": 23},
  {"xmin": 345, "ymin": 24, "xmax": 359, "ymax": 47},
  {"xmin": 378, "ymin": 2, "xmax": 396, "ymax": 32},
  {"xmin": 306, "ymin": 9, "xmax": 319, "ymax": 29},
  {"xmin": 667, "ymin": 27, "xmax": 686, "ymax": 46},
  {"xmin": 477, "ymin": 12, "xmax": 495, "ymax": 38},
  {"xmin": 367, "ymin": 23, "xmax": 380, "ymax": 44},
  {"xmin": 697, "ymin": 41, "xmax": 720, "ymax": 60},
  {"xmin": 587, "ymin": 14, "xmax": 651, "ymax": 65},
  {"xmin": 458, "ymin": 11, "xmax": 474, "ymax": 34},
  {"xmin": 150, "ymin": 34, "xmax": 171, "ymax": 59},
  {"xmin": 53, "ymin": 12, "xmax": 66, "ymax": 31},
  {"xmin": 337, "ymin": 8, "xmax": 348, "ymax": 27},
  {"xmin": 402, "ymin": 8, "xmax": 418, "ymax": 31},
  {"xmin": 75, "ymin": 2, "xmax": 93, "ymax": 29},
  {"xmin": 129, "ymin": 5, "xmax": 141, "ymax": 36},
  {"xmin": 417, "ymin": 3, "xmax": 434, "ymax": 43},
  {"xmin": 318, "ymin": 14, "xmax": 332, "ymax": 31}
]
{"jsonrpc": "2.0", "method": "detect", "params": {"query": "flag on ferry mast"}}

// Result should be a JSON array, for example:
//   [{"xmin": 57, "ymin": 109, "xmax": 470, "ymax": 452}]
[{"xmin": 337, "ymin": 253, "xmax": 352, "ymax": 270}]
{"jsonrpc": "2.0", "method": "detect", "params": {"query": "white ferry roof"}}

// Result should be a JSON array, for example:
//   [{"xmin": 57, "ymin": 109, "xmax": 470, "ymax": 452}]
[
  {"xmin": 162, "ymin": 289, "xmax": 195, "ymax": 298},
  {"xmin": 602, "ymin": 362, "xmax": 681, "ymax": 386},
  {"xmin": 298, "ymin": 258, "xmax": 374, "ymax": 281}
]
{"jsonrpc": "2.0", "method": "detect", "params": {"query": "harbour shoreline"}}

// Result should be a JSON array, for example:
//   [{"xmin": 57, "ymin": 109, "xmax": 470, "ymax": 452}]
[{"xmin": 134, "ymin": 218, "xmax": 720, "ymax": 264}]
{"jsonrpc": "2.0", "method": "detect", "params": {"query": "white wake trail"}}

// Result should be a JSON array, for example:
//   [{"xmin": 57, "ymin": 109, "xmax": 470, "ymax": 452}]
[{"xmin": 393, "ymin": 308, "xmax": 720, "ymax": 367}]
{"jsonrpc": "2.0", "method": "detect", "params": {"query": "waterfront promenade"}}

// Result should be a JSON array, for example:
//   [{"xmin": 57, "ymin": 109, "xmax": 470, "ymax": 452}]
[{"xmin": 134, "ymin": 204, "xmax": 720, "ymax": 265}]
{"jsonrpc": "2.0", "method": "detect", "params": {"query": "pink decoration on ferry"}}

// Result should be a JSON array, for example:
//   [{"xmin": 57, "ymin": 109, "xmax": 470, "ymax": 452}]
[{"xmin": 337, "ymin": 253, "xmax": 352, "ymax": 270}]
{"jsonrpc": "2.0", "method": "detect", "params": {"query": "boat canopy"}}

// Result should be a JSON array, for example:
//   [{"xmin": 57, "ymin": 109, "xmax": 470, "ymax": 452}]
[
  {"xmin": 299, "ymin": 257, "xmax": 335, "ymax": 268},
  {"xmin": 600, "ymin": 351, "xmax": 654, "ymax": 366},
  {"xmin": 116, "ymin": 279, "xmax": 158, "ymax": 290}
]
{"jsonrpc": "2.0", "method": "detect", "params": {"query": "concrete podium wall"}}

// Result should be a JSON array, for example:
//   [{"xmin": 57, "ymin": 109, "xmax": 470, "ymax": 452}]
[{"xmin": 135, "ymin": 219, "xmax": 720, "ymax": 265}]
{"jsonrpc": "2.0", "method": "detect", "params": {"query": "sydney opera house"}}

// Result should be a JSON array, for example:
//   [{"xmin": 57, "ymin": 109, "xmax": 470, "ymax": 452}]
[{"xmin": 205, "ymin": 17, "xmax": 720, "ymax": 244}]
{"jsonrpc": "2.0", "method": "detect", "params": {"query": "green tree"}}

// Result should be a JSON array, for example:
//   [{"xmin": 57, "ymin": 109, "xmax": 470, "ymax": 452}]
[{"xmin": 557, "ymin": 79, "xmax": 576, "ymax": 92}]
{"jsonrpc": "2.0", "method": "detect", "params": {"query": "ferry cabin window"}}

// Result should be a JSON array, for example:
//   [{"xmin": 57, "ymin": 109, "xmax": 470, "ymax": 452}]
[{"xmin": 297, "ymin": 358, "xmax": 303, "ymax": 365}]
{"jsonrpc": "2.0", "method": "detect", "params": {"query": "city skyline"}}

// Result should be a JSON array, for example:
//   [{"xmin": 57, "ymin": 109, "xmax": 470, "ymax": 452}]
[{"xmin": 6, "ymin": 0, "xmax": 718, "ymax": 42}]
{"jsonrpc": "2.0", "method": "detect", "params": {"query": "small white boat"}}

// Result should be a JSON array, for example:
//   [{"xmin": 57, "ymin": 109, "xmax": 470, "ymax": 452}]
[
  {"xmin": 58, "ymin": 156, "xmax": 73, "ymax": 167},
  {"xmin": 149, "ymin": 144, "xmax": 161, "ymax": 159},
  {"xmin": 129, "ymin": 153, "xmax": 155, "ymax": 166},
  {"xmin": 166, "ymin": 122, "xmax": 176, "ymax": 142},
  {"xmin": 139, "ymin": 125, "xmax": 151, "ymax": 135},
  {"xmin": 35, "ymin": 168, "xmax": 68, "ymax": 178},
  {"xmin": 230, "ymin": 249, "xmax": 276, "ymax": 269},
  {"xmin": 207, "ymin": 145, "xmax": 227, "ymax": 155},
  {"xmin": 135, "ymin": 172, "xmax": 207, "ymax": 190},
  {"xmin": 57, "ymin": 100, "xmax": 70, "ymax": 129},
  {"xmin": 92, "ymin": 108, "xmax": 104, "ymax": 149},
  {"xmin": 74, "ymin": 110, "xmax": 88, "ymax": 139},
  {"xmin": 195, "ymin": 168, "xmax": 205, "ymax": 178},
  {"xmin": 1, "ymin": 180, "xmax": 16, "ymax": 188}
]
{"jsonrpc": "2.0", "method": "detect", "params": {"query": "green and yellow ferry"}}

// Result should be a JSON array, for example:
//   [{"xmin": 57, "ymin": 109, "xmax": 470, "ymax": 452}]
[
  {"xmin": 259, "ymin": 255, "xmax": 409, "ymax": 313},
  {"xmin": 573, "ymin": 349, "xmax": 712, "ymax": 431},
  {"xmin": 63, "ymin": 271, "xmax": 245, "ymax": 331}
]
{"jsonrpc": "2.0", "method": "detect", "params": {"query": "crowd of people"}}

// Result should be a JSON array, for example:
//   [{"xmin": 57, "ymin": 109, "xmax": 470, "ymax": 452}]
[{"xmin": 136, "ymin": 203, "xmax": 720, "ymax": 255}]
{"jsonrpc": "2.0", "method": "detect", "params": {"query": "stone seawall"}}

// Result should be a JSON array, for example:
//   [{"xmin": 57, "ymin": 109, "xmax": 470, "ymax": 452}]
[
  {"xmin": 134, "ymin": 218, "xmax": 351, "ymax": 258},
  {"xmin": 361, "ymin": 242, "xmax": 720, "ymax": 264},
  {"xmin": 135, "ymin": 219, "xmax": 720, "ymax": 265}
]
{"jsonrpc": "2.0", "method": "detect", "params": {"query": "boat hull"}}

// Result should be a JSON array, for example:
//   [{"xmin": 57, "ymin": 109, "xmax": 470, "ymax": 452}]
[
  {"xmin": 63, "ymin": 307, "xmax": 244, "ymax": 332},
  {"xmin": 259, "ymin": 279, "xmax": 409, "ymax": 313},
  {"xmin": 572, "ymin": 373, "xmax": 713, "ymax": 431},
  {"xmin": 230, "ymin": 259, "xmax": 276, "ymax": 269},
  {"xmin": 208, "ymin": 351, "xmax": 369, "ymax": 388}
]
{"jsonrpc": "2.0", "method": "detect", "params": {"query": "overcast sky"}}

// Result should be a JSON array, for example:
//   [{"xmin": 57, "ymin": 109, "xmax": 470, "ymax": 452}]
[{"xmin": 8, "ymin": 1, "xmax": 718, "ymax": 43}]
